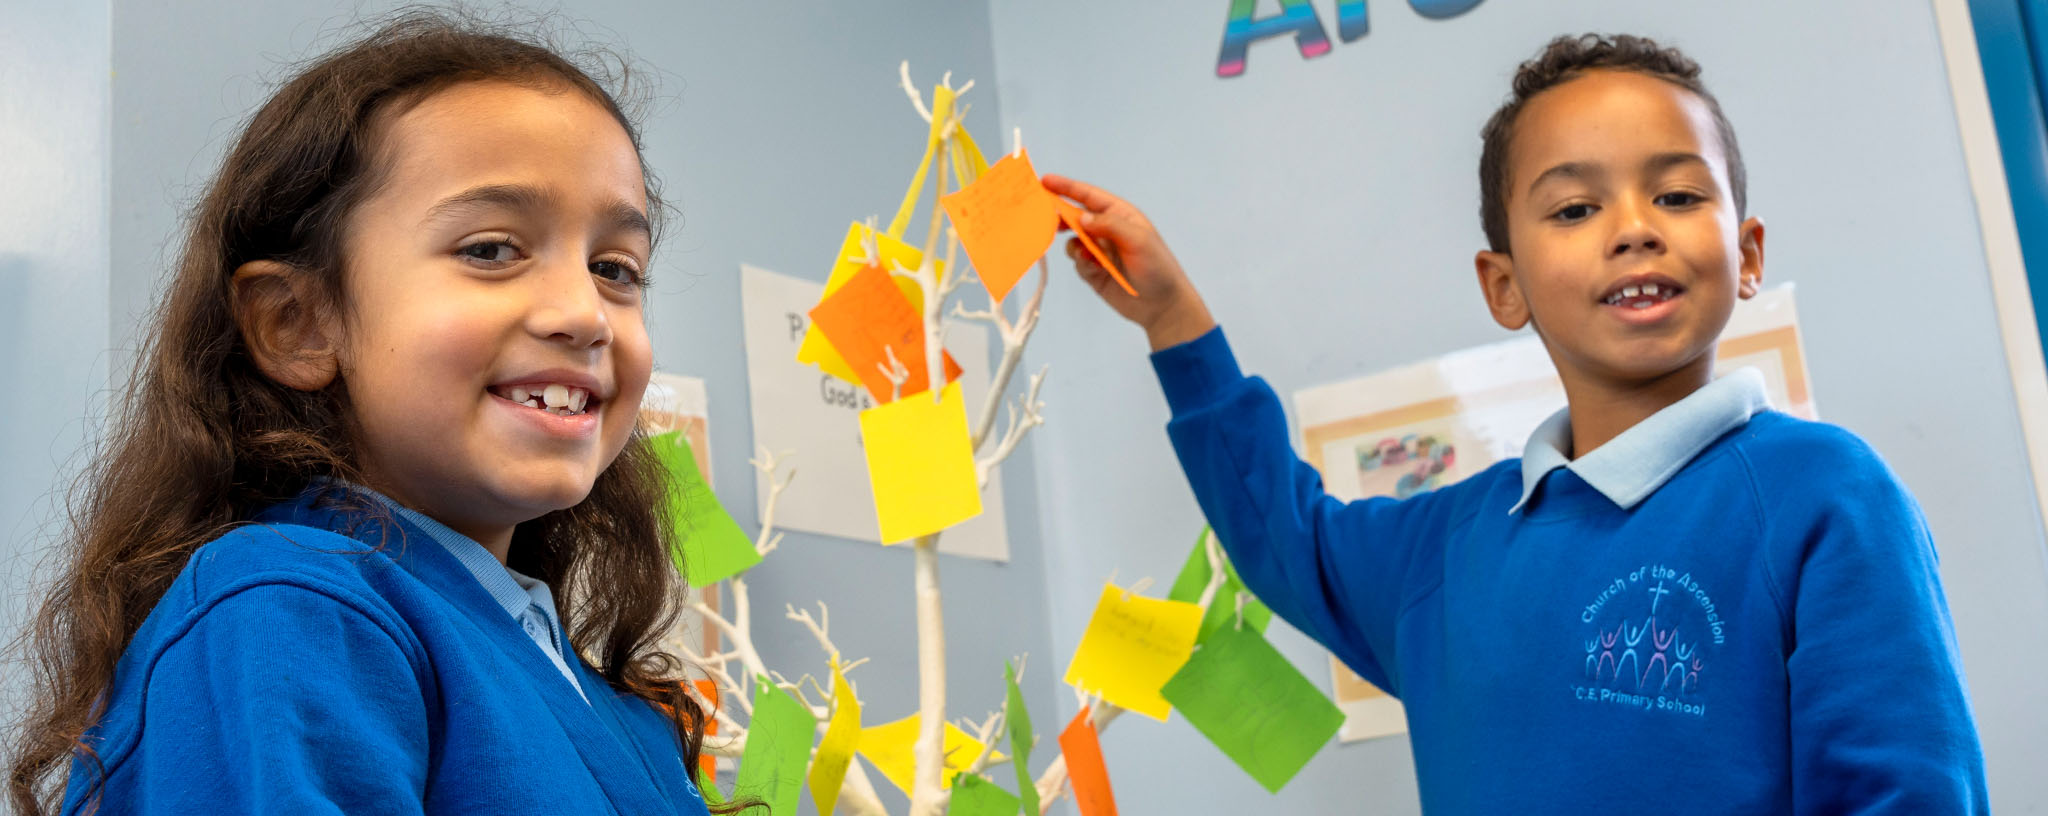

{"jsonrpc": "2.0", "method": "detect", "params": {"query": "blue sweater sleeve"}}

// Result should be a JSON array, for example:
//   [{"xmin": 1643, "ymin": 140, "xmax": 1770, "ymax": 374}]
[
  {"xmin": 1762, "ymin": 441, "xmax": 1988, "ymax": 814},
  {"xmin": 110, "ymin": 582, "xmax": 431, "ymax": 815},
  {"xmin": 1152, "ymin": 328, "xmax": 1457, "ymax": 694}
]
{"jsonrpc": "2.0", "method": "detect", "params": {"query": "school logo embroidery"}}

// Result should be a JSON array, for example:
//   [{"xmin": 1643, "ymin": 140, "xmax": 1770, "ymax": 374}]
[{"xmin": 1571, "ymin": 564, "xmax": 1724, "ymax": 718}]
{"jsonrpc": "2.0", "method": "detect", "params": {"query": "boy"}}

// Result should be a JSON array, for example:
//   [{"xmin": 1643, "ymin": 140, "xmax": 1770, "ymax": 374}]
[{"xmin": 1046, "ymin": 34, "xmax": 1987, "ymax": 813}]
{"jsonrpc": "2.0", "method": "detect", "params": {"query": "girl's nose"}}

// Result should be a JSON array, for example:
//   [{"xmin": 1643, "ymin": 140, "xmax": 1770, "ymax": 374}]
[{"xmin": 528, "ymin": 260, "xmax": 614, "ymax": 348}]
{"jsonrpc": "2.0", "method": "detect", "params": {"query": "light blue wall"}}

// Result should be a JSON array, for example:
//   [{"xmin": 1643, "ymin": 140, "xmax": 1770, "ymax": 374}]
[
  {"xmin": 989, "ymin": 0, "xmax": 2048, "ymax": 812},
  {"xmin": 0, "ymin": 0, "xmax": 111, "ymax": 722}
]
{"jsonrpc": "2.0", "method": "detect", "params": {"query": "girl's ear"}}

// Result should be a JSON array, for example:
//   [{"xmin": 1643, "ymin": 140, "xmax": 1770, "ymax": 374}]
[
  {"xmin": 1474, "ymin": 249, "xmax": 1531, "ymax": 330},
  {"xmin": 232, "ymin": 260, "xmax": 341, "ymax": 391}
]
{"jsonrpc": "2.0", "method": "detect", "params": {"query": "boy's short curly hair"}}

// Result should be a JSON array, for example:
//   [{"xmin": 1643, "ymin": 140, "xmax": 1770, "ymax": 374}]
[{"xmin": 1478, "ymin": 33, "xmax": 1747, "ymax": 254}]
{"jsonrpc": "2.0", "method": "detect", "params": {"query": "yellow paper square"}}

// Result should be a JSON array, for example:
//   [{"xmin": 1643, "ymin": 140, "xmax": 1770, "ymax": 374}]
[
  {"xmin": 858, "ymin": 381, "xmax": 982, "ymax": 543},
  {"xmin": 855, "ymin": 714, "xmax": 1004, "ymax": 796},
  {"xmin": 1063, "ymin": 582, "xmax": 1204, "ymax": 722},
  {"xmin": 807, "ymin": 658, "xmax": 862, "ymax": 816},
  {"xmin": 796, "ymin": 222, "xmax": 943, "ymax": 383}
]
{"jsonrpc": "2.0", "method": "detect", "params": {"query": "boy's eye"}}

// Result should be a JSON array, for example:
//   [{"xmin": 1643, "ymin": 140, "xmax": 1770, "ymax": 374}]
[
  {"xmin": 1552, "ymin": 204, "xmax": 1596, "ymax": 222},
  {"xmin": 1655, "ymin": 192, "xmax": 1704, "ymax": 207},
  {"xmin": 458, "ymin": 241, "xmax": 520, "ymax": 263}
]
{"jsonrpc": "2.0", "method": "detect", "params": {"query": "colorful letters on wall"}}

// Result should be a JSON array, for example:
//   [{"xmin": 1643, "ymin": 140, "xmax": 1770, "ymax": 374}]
[{"xmin": 1218, "ymin": 0, "xmax": 1487, "ymax": 78}]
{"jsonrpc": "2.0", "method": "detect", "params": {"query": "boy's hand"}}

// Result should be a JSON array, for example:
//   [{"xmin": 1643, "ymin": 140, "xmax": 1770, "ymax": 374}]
[{"xmin": 1042, "ymin": 174, "xmax": 1216, "ymax": 351}]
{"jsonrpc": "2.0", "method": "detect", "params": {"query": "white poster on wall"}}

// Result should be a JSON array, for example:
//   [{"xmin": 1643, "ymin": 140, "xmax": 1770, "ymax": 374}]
[
  {"xmin": 1293, "ymin": 286, "xmax": 1813, "ymax": 742},
  {"xmin": 739, "ymin": 263, "xmax": 1010, "ymax": 562}
]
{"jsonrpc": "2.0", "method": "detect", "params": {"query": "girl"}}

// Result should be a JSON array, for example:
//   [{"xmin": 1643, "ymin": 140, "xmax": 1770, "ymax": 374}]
[{"xmin": 8, "ymin": 12, "xmax": 733, "ymax": 815}]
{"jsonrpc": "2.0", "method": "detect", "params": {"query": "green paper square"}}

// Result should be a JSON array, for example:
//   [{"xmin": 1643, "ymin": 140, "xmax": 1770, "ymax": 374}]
[
  {"xmin": 950, "ymin": 772, "xmax": 1023, "ymax": 816},
  {"xmin": 651, "ymin": 430, "xmax": 762, "ymax": 585},
  {"xmin": 1160, "ymin": 625, "xmax": 1342, "ymax": 793},
  {"xmin": 734, "ymin": 676, "xmax": 819, "ymax": 815},
  {"xmin": 1004, "ymin": 662, "xmax": 1039, "ymax": 816},
  {"xmin": 1167, "ymin": 527, "xmax": 1273, "ymax": 642}
]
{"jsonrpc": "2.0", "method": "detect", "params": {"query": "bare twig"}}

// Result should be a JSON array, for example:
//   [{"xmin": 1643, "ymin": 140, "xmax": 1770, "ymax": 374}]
[{"xmin": 976, "ymin": 365, "xmax": 1048, "ymax": 488}]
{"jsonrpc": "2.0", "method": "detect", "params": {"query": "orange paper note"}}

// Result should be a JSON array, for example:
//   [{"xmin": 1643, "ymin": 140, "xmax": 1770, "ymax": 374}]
[
  {"xmin": 1050, "ymin": 195, "xmax": 1136, "ymax": 297},
  {"xmin": 1059, "ymin": 708, "xmax": 1118, "ymax": 816},
  {"xmin": 693, "ymin": 680, "xmax": 721, "ymax": 779},
  {"xmin": 807, "ymin": 264, "xmax": 962, "ymax": 403},
  {"xmin": 940, "ymin": 150, "xmax": 1058, "ymax": 303}
]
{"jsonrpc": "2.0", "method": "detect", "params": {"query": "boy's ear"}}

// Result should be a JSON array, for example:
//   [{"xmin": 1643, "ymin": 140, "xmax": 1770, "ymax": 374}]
[
  {"xmin": 1474, "ymin": 250, "xmax": 1531, "ymax": 330},
  {"xmin": 1736, "ymin": 216, "xmax": 1766, "ymax": 299},
  {"xmin": 231, "ymin": 260, "xmax": 341, "ymax": 391}
]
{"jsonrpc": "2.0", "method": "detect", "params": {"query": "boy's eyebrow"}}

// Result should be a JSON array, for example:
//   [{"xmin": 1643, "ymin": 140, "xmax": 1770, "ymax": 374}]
[
  {"xmin": 1524, "ymin": 153, "xmax": 1713, "ymax": 198},
  {"xmin": 1642, "ymin": 152, "xmax": 1711, "ymax": 176},
  {"xmin": 1525, "ymin": 161, "xmax": 1602, "ymax": 197},
  {"xmin": 424, "ymin": 183, "xmax": 652, "ymax": 240}
]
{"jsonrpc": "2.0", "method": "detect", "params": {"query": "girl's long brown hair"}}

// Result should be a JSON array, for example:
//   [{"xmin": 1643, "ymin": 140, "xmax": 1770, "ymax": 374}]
[{"xmin": 8, "ymin": 10, "xmax": 734, "ymax": 814}]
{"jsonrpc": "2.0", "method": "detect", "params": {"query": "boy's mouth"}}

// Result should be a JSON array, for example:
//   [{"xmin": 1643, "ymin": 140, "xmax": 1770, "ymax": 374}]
[
  {"xmin": 1599, "ymin": 277, "xmax": 1684, "ymax": 310},
  {"xmin": 488, "ymin": 383, "xmax": 597, "ymax": 416}
]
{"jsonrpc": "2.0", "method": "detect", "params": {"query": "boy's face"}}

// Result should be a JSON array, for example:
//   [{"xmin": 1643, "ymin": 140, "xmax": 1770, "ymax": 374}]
[
  {"xmin": 336, "ymin": 80, "xmax": 655, "ymax": 549},
  {"xmin": 1475, "ymin": 70, "xmax": 1763, "ymax": 393}
]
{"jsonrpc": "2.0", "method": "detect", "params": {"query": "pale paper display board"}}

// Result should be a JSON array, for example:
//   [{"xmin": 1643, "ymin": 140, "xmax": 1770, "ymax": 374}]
[
  {"xmin": 637, "ymin": 371, "xmax": 724, "ymax": 771},
  {"xmin": 739, "ymin": 263, "xmax": 1010, "ymax": 562},
  {"xmin": 1292, "ymin": 286, "xmax": 1814, "ymax": 742}
]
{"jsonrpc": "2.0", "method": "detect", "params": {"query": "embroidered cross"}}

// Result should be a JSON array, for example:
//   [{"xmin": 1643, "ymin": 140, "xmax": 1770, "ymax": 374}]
[{"xmin": 1648, "ymin": 580, "xmax": 1671, "ymax": 615}]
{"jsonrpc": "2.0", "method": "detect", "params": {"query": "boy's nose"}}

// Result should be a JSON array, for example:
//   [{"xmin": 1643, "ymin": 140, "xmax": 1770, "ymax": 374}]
[{"xmin": 1613, "ymin": 236, "xmax": 1663, "ymax": 255}]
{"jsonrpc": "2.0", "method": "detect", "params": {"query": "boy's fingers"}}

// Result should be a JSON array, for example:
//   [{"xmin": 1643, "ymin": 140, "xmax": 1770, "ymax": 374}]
[
  {"xmin": 1066, "ymin": 238, "xmax": 1107, "ymax": 278},
  {"xmin": 1042, "ymin": 174, "xmax": 1122, "ymax": 214}
]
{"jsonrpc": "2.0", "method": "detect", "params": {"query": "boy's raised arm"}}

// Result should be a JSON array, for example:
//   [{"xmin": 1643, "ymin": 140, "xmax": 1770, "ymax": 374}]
[{"xmin": 1049, "ymin": 176, "xmax": 1457, "ymax": 694}]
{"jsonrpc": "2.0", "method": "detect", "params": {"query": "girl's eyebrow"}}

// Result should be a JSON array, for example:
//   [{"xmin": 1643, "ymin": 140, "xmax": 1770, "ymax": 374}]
[{"xmin": 423, "ymin": 182, "xmax": 650, "ymax": 240}]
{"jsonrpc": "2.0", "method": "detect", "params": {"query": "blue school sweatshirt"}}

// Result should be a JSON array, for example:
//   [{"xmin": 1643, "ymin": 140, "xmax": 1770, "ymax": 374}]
[
  {"xmin": 61, "ymin": 486, "xmax": 711, "ymax": 816},
  {"xmin": 1155, "ymin": 328, "xmax": 1986, "ymax": 814}
]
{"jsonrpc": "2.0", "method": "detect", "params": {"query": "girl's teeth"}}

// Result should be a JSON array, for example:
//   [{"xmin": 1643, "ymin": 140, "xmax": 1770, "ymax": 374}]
[
  {"xmin": 1643, "ymin": 283, "xmax": 1660, "ymax": 296},
  {"xmin": 570, "ymin": 390, "xmax": 588, "ymax": 413},
  {"xmin": 543, "ymin": 384, "xmax": 571, "ymax": 409},
  {"xmin": 510, "ymin": 386, "xmax": 530, "ymax": 403},
  {"xmin": 1622, "ymin": 285, "xmax": 1640, "ymax": 297}
]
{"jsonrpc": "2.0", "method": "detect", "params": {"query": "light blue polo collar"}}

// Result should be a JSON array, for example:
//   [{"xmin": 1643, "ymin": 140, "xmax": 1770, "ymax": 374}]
[{"xmin": 1510, "ymin": 368, "xmax": 1770, "ymax": 514}]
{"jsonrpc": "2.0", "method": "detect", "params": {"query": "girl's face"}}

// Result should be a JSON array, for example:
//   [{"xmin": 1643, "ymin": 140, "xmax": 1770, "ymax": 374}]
[{"xmin": 339, "ymin": 80, "xmax": 654, "ymax": 552}]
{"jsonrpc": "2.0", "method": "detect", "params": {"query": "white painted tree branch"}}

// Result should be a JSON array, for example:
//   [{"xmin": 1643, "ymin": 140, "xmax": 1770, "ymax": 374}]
[
  {"xmin": 975, "ymin": 366, "xmax": 1046, "ymax": 489},
  {"xmin": 963, "ymin": 258, "xmax": 1049, "ymax": 450}
]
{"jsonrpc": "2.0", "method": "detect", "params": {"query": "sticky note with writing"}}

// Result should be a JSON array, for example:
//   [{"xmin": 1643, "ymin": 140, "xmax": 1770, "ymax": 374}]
[
  {"xmin": 1160, "ymin": 624, "xmax": 1344, "ymax": 793},
  {"xmin": 650, "ymin": 431, "xmax": 761, "ymax": 585},
  {"xmin": 940, "ymin": 149, "xmax": 1058, "ymax": 304},
  {"xmin": 1166, "ymin": 527, "xmax": 1273, "ymax": 644},
  {"xmin": 808, "ymin": 263, "xmax": 962, "ymax": 403},
  {"xmin": 808, "ymin": 658, "xmax": 862, "ymax": 816},
  {"xmin": 797, "ymin": 222, "xmax": 939, "ymax": 384},
  {"xmin": 1058, "ymin": 708, "xmax": 1118, "ymax": 816},
  {"xmin": 733, "ymin": 676, "xmax": 818, "ymax": 816},
  {"xmin": 1062, "ymin": 582, "xmax": 1203, "ymax": 721},
  {"xmin": 855, "ymin": 713, "xmax": 1005, "ymax": 795},
  {"xmin": 858, "ymin": 381, "xmax": 982, "ymax": 544}
]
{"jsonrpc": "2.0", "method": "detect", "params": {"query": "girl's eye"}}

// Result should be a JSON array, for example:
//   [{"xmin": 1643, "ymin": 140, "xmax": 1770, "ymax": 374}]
[
  {"xmin": 591, "ymin": 259, "xmax": 644, "ymax": 286},
  {"xmin": 458, "ymin": 241, "xmax": 520, "ymax": 264},
  {"xmin": 1552, "ymin": 203, "xmax": 1596, "ymax": 223},
  {"xmin": 1655, "ymin": 192, "xmax": 1704, "ymax": 207}
]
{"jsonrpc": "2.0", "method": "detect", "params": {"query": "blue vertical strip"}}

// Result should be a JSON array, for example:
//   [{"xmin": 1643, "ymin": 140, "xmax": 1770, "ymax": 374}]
[{"xmin": 1969, "ymin": 0, "xmax": 2048, "ymax": 363}]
